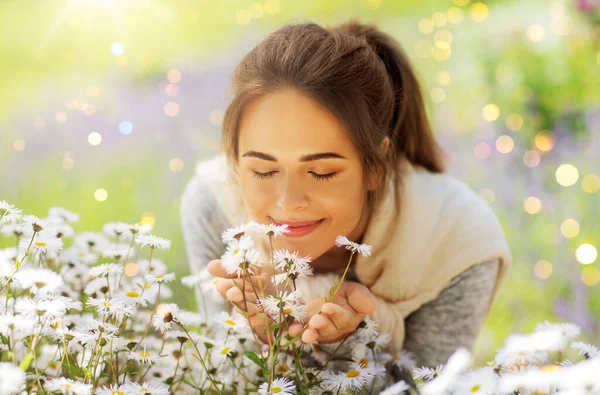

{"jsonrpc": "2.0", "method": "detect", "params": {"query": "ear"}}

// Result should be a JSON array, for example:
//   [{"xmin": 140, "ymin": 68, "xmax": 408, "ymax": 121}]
[{"xmin": 366, "ymin": 137, "xmax": 391, "ymax": 191}]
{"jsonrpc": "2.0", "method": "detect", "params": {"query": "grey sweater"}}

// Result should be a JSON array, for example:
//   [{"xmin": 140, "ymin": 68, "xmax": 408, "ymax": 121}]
[{"xmin": 180, "ymin": 173, "xmax": 499, "ymax": 368}]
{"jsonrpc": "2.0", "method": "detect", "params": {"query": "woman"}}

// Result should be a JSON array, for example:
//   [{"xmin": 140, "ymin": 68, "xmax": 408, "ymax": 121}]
[{"xmin": 180, "ymin": 20, "xmax": 511, "ymax": 368}]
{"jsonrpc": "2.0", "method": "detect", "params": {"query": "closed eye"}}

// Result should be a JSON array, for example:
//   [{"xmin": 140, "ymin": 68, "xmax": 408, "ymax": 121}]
[{"xmin": 251, "ymin": 171, "xmax": 337, "ymax": 181}]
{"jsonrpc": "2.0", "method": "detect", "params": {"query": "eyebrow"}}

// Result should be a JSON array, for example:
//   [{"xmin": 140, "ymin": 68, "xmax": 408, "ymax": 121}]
[{"xmin": 241, "ymin": 151, "xmax": 347, "ymax": 162}]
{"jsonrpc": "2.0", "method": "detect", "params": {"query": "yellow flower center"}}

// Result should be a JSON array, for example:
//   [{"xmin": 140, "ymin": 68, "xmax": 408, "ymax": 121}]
[
  {"xmin": 105, "ymin": 267, "xmax": 111, "ymax": 271},
  {"xmin": 35, "ymin": 241, "xmax": 47, "ymax": 247},
  {"xmin": 101, "ymin": 301, "xmax": 111, "ymax": 307},
  {"xmin": 346, "ymin": 370, "xmax": 361, "ymax": 378},
  {"xmin": 391, "ymin": 354, "xmax": 401, "ymax": 360},
  {"xmin": 471, "ymin": 385, "xmax": 481, "ymax": 392},
  {"xmin": 65, "ymin": 383, "xmax": 72, "ymax": 387},
  {"xmin": 220, "ymin": 347, "xmax": 230, "ymax": 355},
  {"xmin": 283, "ymin": 307, "xmax": 293, "ymax": 315},
  {"xmin": 144, "ymin": 283, "xmax": 151, "ymax": 289},
  {"xmin": 225, "ymin": 319, "xmax": 236, "ymax": 326},
  {"xmin": 141, "ymin": 388, "xmax": 148, "ymax": 392},
  {"xmin": 112, "ymin": 392, "xmax": 124, "ymax": 395},
  {"xmin": 272, "ymin": 387, "xmax": 282, "ymax": 393},
  {"xmin": 359, "ymin": 358, "xmax": 369, "ymax": 368},
  {"xmin": 139, "ymin": 351, "xmax": 150, "ymax": 357},
  {"xmin": 78, "ymin": 252, "xmax": 86, "ymax": 256},
  {"xmin": 540, "ymin": 365, "xmax": 559, "ymax": 372},
  {"xmin": 233, "ymin": 248, "xmax": 240, "ymax": 255},
  {"xmin": 155, "ymin": 275, "xmax": 164, "ymax": 279},
  {"xmin": 126, "ymin": 291, "xmax": 140, "ymax": 297},
  {"xmin": 277, "ymin": 364, "xmax": 289, "ymax": 373}
]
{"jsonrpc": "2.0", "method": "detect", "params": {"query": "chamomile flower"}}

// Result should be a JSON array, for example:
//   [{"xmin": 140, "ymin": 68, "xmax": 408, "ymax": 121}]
[
  {"xmin": 19, "ymin": 230, "xmax": 64, "ymax": 260},
  {"xmin": 89, "ymin": 263, "xmax": 123, "ymax": 278},
  {"xmin": 321, "ymin": 363, "xmax": 386, "ymax": 392},
  {"xmin": 273, "ymin": 249, "xmax": 310, "ymax": 270},
  {"xmin": 0, "ymin": 201, "xmax": 22, "ymax": 225},
  {"xmin": 571, "ymin": 341, "xmax": 600, "ymax": 359},
  {"xmin": 121, "ymin": 382, "xmax": 169, "ymax": 395},
  {"xmin": 47, "ymin": 207, "xmax": 80, "ymax": 223},
  {"xmin": 388, "ymin": 350, "xmax": 417, "ymax": 371},
  {"xmin": 102, "ymin": 221, "xmax": 132, "ymax": 239},
  {"xmin": 222, "ymin": 237, "xmax": 262, "ymax": 277},
  {"xmin": 413, "ymin": 364, "xmax": 445, "ymax": 381},
  {"xmin": 356, "ymin": 316, "xmax": 379, "ymax": 340},
  {"xmin": 380, "ymin": 380, "xmax": 410, "ymax": 395},
  {"xmin": 449, "ymin": 366, "xmax": 497, "ymax": 395},
  {"xmin": 535, "ymin": 321, "xmax": 581, "ymax": 347},
  {"xmin": 211, "ymin": 341, "xmax": 236, "ymax": 364},
  {"xmin": 152, "ymin": 303, "xmax": 180, "ymax": 333},
  {"xmin": 221, "ymin": 221, "xmax": 260, "ymax": 244},
  {"xmin": 44, "ymin": 377, "xmax": 92, "ymax": 395},
  {"xmin": 73, "ymin": 231, "xmax": 110, "ymax": 252},
  {"xmin": 0, "ymin": 362, "xmax": 26, "ymax": 395},
  {"xmin": 116, "ymin": 290, "xmax": 151, "ymax": 307},
  {"xmin": 214, "ymin": 311, "xmax": 247, "ymax": 332},
  {"xmin": 13, "ymin": 268, "xmax": 63, "ymax": 294},
  {"xmin": 0, "ymin": 313, "xmax": 36, "ymax": 339},
  {"xmin": 258, "ymin": 377, "xmax": 296, "ymax": 395},
  {"xmin": 0, "ymin": 222, "xmax": 27, "ymax": 238},
  {"xmin": 102, "ymin": 246, "xmax": 134, "ymax": 261},
  {"xmin": 95, "ymin": 383, "xmax": 127, "ymax": 395},
  {"xmin": 135, "ymin": 234, "xmax": 171, "ymax": 250},
  {"xmin": 128, "ymin": 222, "xmax": 154, "ymax": 235},
  {"xmin": 86, "ymin": 297, "xmax": 136, "ymax": 322},
  {"xmin": 258, "ymin": 223, "xmax": 290, "ymax": 237},
  {"xmin": 145, "ymin": 272, "xmax": 176, "ymax": 284},
  {"xmin": 127, "ymin": 346, "xmax": 162, "ymax": 364},
  {"xmin": 335, "ymin": 235, "xmax": 372, "ymax": 257},
  {"xmin": 259, "ymin": 290, "xmax": 306, "ymax": 323}
]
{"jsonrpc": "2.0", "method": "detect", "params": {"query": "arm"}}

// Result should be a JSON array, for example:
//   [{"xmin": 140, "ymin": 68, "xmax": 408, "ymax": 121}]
[
  {"xmin": 402, "ymin": 258, "xmax": 500, "ymax": 368},
  {"xmin": 180, "ymin": 174, "xmax": 232, "ymax": 318}
]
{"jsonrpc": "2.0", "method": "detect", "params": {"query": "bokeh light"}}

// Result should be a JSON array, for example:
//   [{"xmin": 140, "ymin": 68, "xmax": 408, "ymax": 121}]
[
  {"xmin": 431, "ymin": 12, "xmax": 447, "ymax": 27},
  {"xmin": 88, "ymin": 132, "xmax": 102, "ymax": 146},
  {"xmin": 167, "ymin": 69, "xmax": 181, "ymax": 84},
  {"xmin": 534, "ymin": 131, "xmax": 556, "ymax": 152},
  {"xmin": 418, "ymin": 19, "xmax": 434, "ymax": 34},
  {"xmin": 94, "ymin": 188, "xmax": 108, "ymax": 202},
  {"xmin": 447, "ymin": 7, "xmax": 464, "ymax": 24},
  {"xmin": 560, "ymin": 219, "xmax": 580, "ymax": 239},
  {"xmin": 452, "ymin": 0, "xmax": 470, "ymax": 6},
  {"xmin": 435, "ymin": 70, "xmax": 452, "ymax": 86},
  {"xmin": 124, "ymin": 263, "xmax": 139, "ymax": 277},
  {"xmin": 13, "ymin": 139, "xmax": 25, "ymax": 152},
  {"xmin": 430, "ymin": 87, "xmax": 446, "ymax": 103},
  {"xmin": 55, "ymin": 112, "xmax": 68, "ymax": 124},
  {"xmin": 474, "ymin": 142, "xmax": 492, "ymax": 159},
  {"xmin": 523, "ymin": 196, "xmax": 542, "ymax": 214},
  {"xmin": 506, "ymin": 113, "xmax": 523, "ymax": 131},
  {"xmin": 140, "ymin": 212, "xmax": 156, "ymax": 228},
  {"xmin": 469, "ymin": 2, "xmax": 489, "ymax": 22},
  {"xmin": 169, "ymin": 157, "xmax": 184, "ymax": 172},
  {"xmin": 523, "ymin": 150, "xmax": 541, "ymax": 168},
  {"xmin": 496, "ymin": 135, "xmax": 514, "ymax": 154},
  {"xmin": 534, "ymin": 260, "xmax": 552, "ymax": 279},
  {"xmin": 62, "ymin": 152, "xmax": 74, "ymax": 171},
  {"xmin": 482, "ymin": 104, "xmax": 500, "ymax": 121},
  {"xmin": 581, "ymin": 266, "xmax": 600, "ymax": 286},
  {"xmin": 111, "ymin": 42, "xmax": 125, "ymax": 56},
  {"xmin": 164, "ymin": 102, "xmax": 180, "ymax": 117},
  {"xmin": 526, "ymin": 24, "xmax": 545, "ymax": 42},
  {"xmin": 555, "ymin": 164, "xmax": 579, "ymax": 187},
  {"xmin": 432, "ymin": 43, "xmax": 452, "ymax": 61},
  {"xmin": 581, "ymin": 174, "xmax": 600, "ymax": 194},
  {"xmin": 119, "ymin": 121, "xmax": 133, "ymax": 135},
  {"xmin": 479, "ymin": 188, "xmax": 495, "ymax": 204},
  {"xmin": 576, "ymin": 244, "xmax": 598, "ymax": 265}
]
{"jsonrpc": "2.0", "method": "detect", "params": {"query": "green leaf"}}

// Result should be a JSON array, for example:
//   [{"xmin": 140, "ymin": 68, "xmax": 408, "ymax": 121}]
[
  {"xmin": 61, "ymin": 357, "xmax": 88, "ymax": 380},
  {"xmin": 243, "ymin": 351, "xmax": 266, "ymax": 371},
  {"xmin": 0, "ymin": 334, "xmax": 8, "ymax": 345},
  {"xmin": 19, "ymin": 353, "xmax": 33, "ymax": 370},
  {"xmin": 268, "ymin": 323, "xmax": 280, "ymax": 332},
  {"xmin": 329, "ymin": 286, "xmax": 335, "ymax": 297}
]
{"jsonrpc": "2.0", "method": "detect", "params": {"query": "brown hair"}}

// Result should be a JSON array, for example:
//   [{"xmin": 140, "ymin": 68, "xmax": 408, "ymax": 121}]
[{"xmin": 221, "ymin": 19, "xmax": 446, "ymax": 216}]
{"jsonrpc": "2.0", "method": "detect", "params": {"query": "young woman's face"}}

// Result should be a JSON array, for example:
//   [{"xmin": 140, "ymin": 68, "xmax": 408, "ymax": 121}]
[{"xmin": 237, "ymin": 88, "xmax": 370, "ymax": 262}]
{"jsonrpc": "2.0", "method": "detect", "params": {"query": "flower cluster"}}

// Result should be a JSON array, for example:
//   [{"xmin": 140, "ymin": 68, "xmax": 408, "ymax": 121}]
[{"xmin": 2, "ymin": 200, "xmax": 600, "ymax": 395}]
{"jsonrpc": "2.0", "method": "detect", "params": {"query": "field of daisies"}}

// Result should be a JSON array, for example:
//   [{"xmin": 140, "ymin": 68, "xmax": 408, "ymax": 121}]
[{"xmin": 2, "ymin": 200, "xmax": 600, "ymax": 395}]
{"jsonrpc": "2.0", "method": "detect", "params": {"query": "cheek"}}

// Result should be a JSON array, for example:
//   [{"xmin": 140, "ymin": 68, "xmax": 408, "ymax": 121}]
[
  {"xmin": 239, "ymin": 177, "xmax": 272, "ymax": 218},
  {"xmin": 318, "ymin": 181, "xmax": 365, "ymax": 226}
]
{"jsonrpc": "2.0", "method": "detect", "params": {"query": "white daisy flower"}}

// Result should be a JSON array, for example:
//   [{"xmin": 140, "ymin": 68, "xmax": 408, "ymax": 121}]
[
  {"xmin": 420, "ymin": 348, "xmax": 472, "ymax": 395},
  {"xmin": 95, "ymin": 383, "xmax": 127, "ymax": 395},
  {"xmin": 380, "ymin": 380, "xmax": 410, "ymax": 395},
  {"xmin": 273, "ymin": 249, "xmax": 311, "ymax": 271},
  {"xmin": 127, "ymin": 346, "xmax": 162, "ymax": 364},
  {"xmin": 413, "ymin": 364, "xmax": 445, "ymax": 381},
  {"xmin": 13, "ymin": 268, "xmax": 63, "ymax": 294},
  {"xmin": 448, "ymin": 366, "xmax": 497, "ymax": 395},
  {"xmin": 258, "ymin": 377, "xmax": 296, "ymax": 395},
  {"xmin": 153, "ymin": 303, "xmax": 180, "ymax": 333},
  {"xmin": 135, "ymin": 234, "xmax": 171, "ymax": 250},
  {"xmin": 102, "ymin": 221, "xmax": 132, "ymax": 239},
  {"xmin": 321, "ymin": 363, "xmax": 386, "ymax": 393},
  {"xmin": 259, "ymin": 290, "xmax": 306, "ymax": 323},
  {"xmin": 86, "ymin": 297, "xmax": 136, "ymax": 322},
  {"xmin": 221, "ymin": 221, "xmax": 260, "ymax": 244},
  {"xmin": 335, "ymin": 235, "xmax": 372, "ymax": 257},
  {"xmin": 356, "ymin": 316, "xmax": 379, "ymax": 340},
  {"xmin": 211, "ymin": 341, "xmax": 236, "ymax": 364},
  {"xmin": 48, "ymin": 207, "xmax": 80, "ymax": 223},
  {"xmin": 571, "ymin": 341, "xmax": 600, "ymax": 359},
  {"xmin": 388, "ymin": 350, "xmax": 417, "ymax": 372},
  {"xmin": 46, "ymin": 222, "xmax": 75, "ymax": 238},
  {"xmin": 0, "ymin": 362, "xmax": 26, "ymax": 395},
  {"xmin": 89, "ymin": 263, "xmax": 123, "ymax": 278},
  {"xmin": 18, "ymin": 230, "xmax": 64, "ymax": 260},
  {"xmin": 0, "ymin": 313, "xmax": 36, "ymax": 339},
  {"xmin": 535, "ymin": 321, "xmax": 581, "ymax": 347},
  {"xmin": 144, "ymin": 272, "xmax": 176, "ymax": 284},
  {"xmin": 44, "ymin": 377, "xmax": 92, "ymax": 395},
  {"xmin": 115, "ymin": 289, "xmax": 151, "ymax": 307},
  {"xmin": 221, "ymin": 235, "xmax": 254, "ymax": 268},
  {"xmin": 128, "ymin": 222, "xmax": 154, "ymax": 235},
  {"xmin": 257, "ymin": 223, "xmax": 290, "ymax": 237},
  {"xmin": 102, "ymin": 246, "xmax": 134, "ymax": 261},
  {"xmin": 22, "ymin": 214, "xmax": 51, "ymax": 233},
  {"xmin": 74, "ymin": 231, "xmax": 110, "ymax": 252},
  {"xmin": 0, "ymin": 222, "xmax": 27, "ymax": 238},
  {"xmin": 121, "ymin": 382, "xmax": 169, "ymax": 395},
  {"xmin": 214, "ymin": 311, "xmax": 247, "ymax": 332},
  {"xmin": 0, "ymin": 201, "xmax": 22, "ymax": 225}
]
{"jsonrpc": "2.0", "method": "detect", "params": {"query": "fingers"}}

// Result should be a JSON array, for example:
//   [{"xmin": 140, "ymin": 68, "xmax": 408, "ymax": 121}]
[
  {"xmin": 288, "ymin": 322, "xmax": 304, "ymax": 338},
  {"xmin": 215, "ymin": 278, "xmax": 265, "ymax": 299},
  {"xmin": 226, "ymin": 286, "xmax": 258, "ymax": 304},
  {"xmin": 344, "ymin": 282, "xmax": 376, "ymax": 315},
  {"xmin": 302, "ymin": 327, "xmax": 320, "ymax": 344},
  {"xmin": 207, "ymin": 259, "xmax": 237, "ymax": 279},
  {"xmin": 320, "ymin": 303, "xmax": 351, "ymax": 329}
]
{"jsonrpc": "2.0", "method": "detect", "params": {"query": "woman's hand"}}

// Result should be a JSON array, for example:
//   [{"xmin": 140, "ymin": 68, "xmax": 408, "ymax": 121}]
[
  {"xmin": 287, "ymin": 281, "xmax": 376, "ymax": 344},
  {"xmin": 207, "ymin": 259, "xmax": 278, "ymax": 344}
]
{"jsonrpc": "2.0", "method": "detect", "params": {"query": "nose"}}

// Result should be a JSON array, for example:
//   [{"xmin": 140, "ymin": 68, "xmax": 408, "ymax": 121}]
[{"xmin": 275, "ymin": 176, "xmax": 309, "ymax": 213}]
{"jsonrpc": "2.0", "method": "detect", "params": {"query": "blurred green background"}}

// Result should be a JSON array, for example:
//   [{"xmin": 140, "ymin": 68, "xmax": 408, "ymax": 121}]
[{"xmin": 1, "ymin": 0, "xmax": 600, "ymax": 364}]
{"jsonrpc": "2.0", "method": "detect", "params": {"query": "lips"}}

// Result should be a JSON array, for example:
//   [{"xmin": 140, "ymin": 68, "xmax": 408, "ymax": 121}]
[
  {"xmin": 270, "ymin": 218, "xmax": 324, "ymax": 237},
  {"xmin": 272, "ymin": 219, "xmax": 322, "ymax": 227}
]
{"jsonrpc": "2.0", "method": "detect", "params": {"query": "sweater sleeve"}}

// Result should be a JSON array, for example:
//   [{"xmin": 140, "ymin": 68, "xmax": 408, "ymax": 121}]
[
  {"xmin": 401, "ymin": 258, "xmax": 500, "ymax": 368},
  {"xmin": 180, "ymin": 173, "xmax": 232, "ymax": 318}
]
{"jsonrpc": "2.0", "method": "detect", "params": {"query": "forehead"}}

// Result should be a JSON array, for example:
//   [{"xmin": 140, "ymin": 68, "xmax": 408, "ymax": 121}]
[{"xmin": 238, "ymin": 89, "xmax": 359, "ymax": 161}]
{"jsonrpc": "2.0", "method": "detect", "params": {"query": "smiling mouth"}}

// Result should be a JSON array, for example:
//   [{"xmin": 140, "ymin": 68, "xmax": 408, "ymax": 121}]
[{"xmin": 270, "ymin": 218, "xmax": 325, "ymax": 237}]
